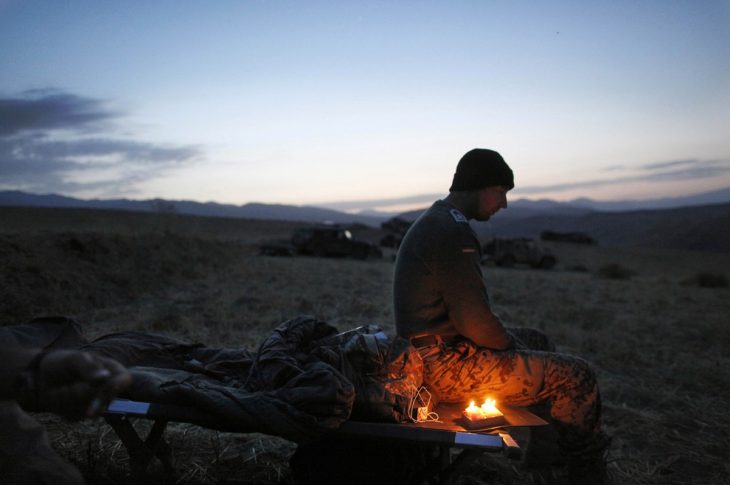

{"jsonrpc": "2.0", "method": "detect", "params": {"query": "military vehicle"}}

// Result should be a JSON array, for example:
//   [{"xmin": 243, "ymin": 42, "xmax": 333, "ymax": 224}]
[
  {"xmin": 260, "ymin": 226, "xmax": 381, "ymax": 259},
  {"xmin": 379, "ymin": 216, "xmax": 413, "ymax": 249},
  {"xmin": 541, "ymin": 230, "xmax": 596, "ymax": 245},
  {"xmin": 482, "ymin": 238, "xmax": 556, "ymax": 269},
  {"xmin": 292, "ymin": 227, "xmax": 381, "ymax": 259}
]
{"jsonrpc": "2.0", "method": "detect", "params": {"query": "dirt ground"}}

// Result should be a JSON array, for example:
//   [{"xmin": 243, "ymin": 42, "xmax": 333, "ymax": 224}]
[{"xmin": 2, "ymin": 207, "xmax": 729, "ymax": 484}]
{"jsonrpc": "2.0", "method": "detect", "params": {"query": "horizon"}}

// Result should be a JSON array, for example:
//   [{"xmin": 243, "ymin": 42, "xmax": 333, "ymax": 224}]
[
  {"xmin": 1, "ymin": 1, "xmax": 729, "ymax": 212},
  {"xmin": 4, "ymin": 185, "xmax": 729, "ymax": 217}
]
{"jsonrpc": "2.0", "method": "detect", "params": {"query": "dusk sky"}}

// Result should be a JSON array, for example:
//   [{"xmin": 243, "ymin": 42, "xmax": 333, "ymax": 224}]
[{"xmin": 1, "ymin": 1, "xmax": 729, "ymax": 213}]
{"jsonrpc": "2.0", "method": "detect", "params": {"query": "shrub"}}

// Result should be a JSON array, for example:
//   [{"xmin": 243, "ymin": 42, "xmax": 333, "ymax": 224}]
[
  {"xmin": 682, "ymin": 272, "xmax": 728, "ymax": 288},
  {"xmin": 567, "ymin": 264, "xmax": 589, "ymax": 272},
  {"xmin": 597, "ymin": 263, "xmax": 635, "ymax": 280}
]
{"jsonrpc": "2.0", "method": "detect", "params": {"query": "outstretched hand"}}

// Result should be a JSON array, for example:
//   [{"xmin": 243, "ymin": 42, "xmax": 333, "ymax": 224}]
[{"xmin": 34, "ymin": 350, "xmax": 132, "ymax": 420}]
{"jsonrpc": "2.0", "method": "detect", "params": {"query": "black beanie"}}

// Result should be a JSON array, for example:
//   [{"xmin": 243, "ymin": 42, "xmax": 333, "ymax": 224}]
[{"xmin": 449, "ymin": 148, "xmax": 514, "ymax": 192}]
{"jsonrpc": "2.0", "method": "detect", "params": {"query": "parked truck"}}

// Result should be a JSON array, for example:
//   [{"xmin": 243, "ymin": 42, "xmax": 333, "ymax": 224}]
[
  {"xmin": 260, "ymin": 226, "xmax": 382, "ymax": 260},
  {"xmin": 482, "ymin": 238, "xmax": 556, "ymax": 269}
]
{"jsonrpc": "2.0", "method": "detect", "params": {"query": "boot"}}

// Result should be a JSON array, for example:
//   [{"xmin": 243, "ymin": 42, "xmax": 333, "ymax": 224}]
[
  {"xmin": 568, "ymin": 451, "xmax": 608, "ymax": 485},
  {"xmin": 563, "ymin": 431, "xmax": 611, "ymax": 485}
]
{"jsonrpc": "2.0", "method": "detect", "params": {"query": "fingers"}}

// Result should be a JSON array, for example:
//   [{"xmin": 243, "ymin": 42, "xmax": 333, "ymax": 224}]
[
  {"xmin": 95, "ymin": 356, "xmax": 131, "ymax": 387},
  {"xmin": 43, "ymin": 381, "xmax": 99, "ymax": 420},
  {"xmin": 84, "ymin": 366, "xmax": 132, "ymax": 418},
  {"xmin": 35, "ymin": 350, "xmax": 132, "ymax": 419}
]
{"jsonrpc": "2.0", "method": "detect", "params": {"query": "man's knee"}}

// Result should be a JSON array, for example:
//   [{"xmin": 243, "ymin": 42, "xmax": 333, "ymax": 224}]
[
  {"xmin": 568, "ymin": 357, "xmax": 599, "ymax": 396},
  {"xmin": 546, "ymin": 354, "xmax": 597, "ymax": 389},
  {"xmin": 508, "ymin": 327, "xmax": 556, "ymax": 352}
]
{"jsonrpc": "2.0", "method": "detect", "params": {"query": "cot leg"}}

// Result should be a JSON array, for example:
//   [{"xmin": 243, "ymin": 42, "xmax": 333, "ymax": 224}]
[
  {"xmin": 429, "ymin": 432, "xmax": 523, "ymax": 484},
  {"xmin": 434, "ymin": 448, "xmax": 484, "ymax": 484},
  {"xmin": 105, "ymin": 415, "xmax": 174, "ymax": 478}
]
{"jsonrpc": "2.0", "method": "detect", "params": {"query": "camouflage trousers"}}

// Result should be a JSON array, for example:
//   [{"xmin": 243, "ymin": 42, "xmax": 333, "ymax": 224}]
[{"xmin": 418, "ymin": 327, "xmax": 605, "ymax": 454}]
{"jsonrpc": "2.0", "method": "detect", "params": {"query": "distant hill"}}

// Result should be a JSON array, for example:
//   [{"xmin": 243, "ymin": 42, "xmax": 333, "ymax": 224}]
[
  {"xmin": 395, "ymin": 201, "xmax": 730, "ymax": 252},
  {"xmin": 394, "ymin": 187, "xmax": 730, "ymax": 221},
  {"xmin": 0, "ymin": 190, "xmax": 383, "ymax": 227},
  {"xmin": 2, "ymin": 189, "xmax": 729, "ymax": 251},
  {"xmin": 480, "ymin": 203, "xmax": 730, "ymax": 253},
  {"xmin": 565, "ymin": 187, "xmax": 730, "ymax": 212},
  {"xmin": 370, "ymin": 200, "xmax": 595, "ymax": 222}
]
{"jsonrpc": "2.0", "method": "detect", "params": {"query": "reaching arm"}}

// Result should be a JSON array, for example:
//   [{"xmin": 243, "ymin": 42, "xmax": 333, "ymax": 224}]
[{"xmin": 1, "ymin": 346, "xmax": 131, "ymax": 420}]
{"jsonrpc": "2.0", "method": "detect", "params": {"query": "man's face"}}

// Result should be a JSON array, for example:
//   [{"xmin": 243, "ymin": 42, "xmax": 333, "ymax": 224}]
[{"xmin": 475, "ymin": 185, "xmax": 509, "ymax": 221}]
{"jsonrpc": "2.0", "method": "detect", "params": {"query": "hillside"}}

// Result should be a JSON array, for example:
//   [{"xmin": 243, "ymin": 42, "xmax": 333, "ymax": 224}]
[
  {"xmin": 485, "ymin": 203, "xmax": 730, "ymax": 252},
  {"xmin": 1, "ymin": 205, "xmax": 729, "ymax": 484},
  {"xmin": 3, "ymin": 187, "xmax": 730, "ymax": 232},
  {"xmin": 400, "ymin": 203, "xmax": 730, "ymax": 253},
  {"xmin": 0, "ymin": 190, "xmax": 383, "ymax": 227},
  {"xmin": 0, "ymin": 205, "xmax": 312, "ymax": 244}
]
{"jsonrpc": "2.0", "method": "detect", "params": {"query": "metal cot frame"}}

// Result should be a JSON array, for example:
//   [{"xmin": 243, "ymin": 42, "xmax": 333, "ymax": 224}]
[{"xmin": 103, "ymin": 399, "xmax": 547, "ymax": 484}]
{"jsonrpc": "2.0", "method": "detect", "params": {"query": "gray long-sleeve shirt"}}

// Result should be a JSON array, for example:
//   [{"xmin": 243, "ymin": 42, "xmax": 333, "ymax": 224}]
[{"xmin": 393, "ymin": 200, "xmax": 512, "ymax": 350}]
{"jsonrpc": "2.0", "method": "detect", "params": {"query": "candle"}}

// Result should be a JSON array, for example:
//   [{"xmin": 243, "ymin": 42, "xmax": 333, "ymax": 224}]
[
  {"xmin": 464, "ymin": 400, "xmax": 482, "ymax": 420},
  {"xmin": 479, "ymin": 398, "xmax": 502, "ymax": 418},
  {"xmin": 462, "ymin": 397, "xmax": 505, "ymax": 428}
]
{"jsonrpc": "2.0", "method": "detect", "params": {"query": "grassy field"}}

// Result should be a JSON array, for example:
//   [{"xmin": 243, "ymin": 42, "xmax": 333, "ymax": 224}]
[{"xmin": 2, "ymin": 206, "xmax": 729, "ymax": 484}]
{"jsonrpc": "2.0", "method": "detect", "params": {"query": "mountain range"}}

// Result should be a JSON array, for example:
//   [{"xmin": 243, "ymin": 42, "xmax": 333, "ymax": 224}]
[
  {"xmin": 2, "ymin": 188, "xmax": 729, "ymax": 252},
  {"xmin": 395, "ymin": 189, "xmax": 730, "ymax": 253},
  {"xmin": 3, "ymin": 187, "xmax": 730, "ymax": 223},
  {"xmin": 478, "ymin": 203, "xmax": 730, "ymax": 253},
  {"xmin": 510, "ymin": 187, "xmax": 730, "ymax": 212},
  {"xmin": 0, "ymin": 190, "xmax": 383, "ymax": 226}
]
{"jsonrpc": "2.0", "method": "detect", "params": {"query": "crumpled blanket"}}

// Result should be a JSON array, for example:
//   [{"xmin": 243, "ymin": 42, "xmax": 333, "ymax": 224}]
[{"xmin": 1, "ymin": 315, "xmax": 422, "ymax": 443}]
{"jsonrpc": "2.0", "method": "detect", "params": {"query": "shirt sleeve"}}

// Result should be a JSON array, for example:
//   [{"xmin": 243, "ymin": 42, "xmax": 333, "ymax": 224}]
[{"xmin": 428, "ymin": 227, "xmax": 513, "ymax": 350}]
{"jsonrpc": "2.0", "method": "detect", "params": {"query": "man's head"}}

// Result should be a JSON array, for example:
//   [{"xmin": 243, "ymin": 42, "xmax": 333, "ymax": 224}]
[
  {"xmin": 448, "ymin": 148, "xmax": 513, "ymax": 221},
  {"xmin": 449, "ymin": 148, "xmax": 514, "ymax": 192}
]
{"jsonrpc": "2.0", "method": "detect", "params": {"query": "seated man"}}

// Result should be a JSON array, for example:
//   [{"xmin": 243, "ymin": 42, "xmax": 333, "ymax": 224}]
[
  {"xmin": 393, "ymin": 148, "xmax": 609, "ymax": 484},
  {"xmin": 0, "ymin": 345, "xmax": 131, "ymax": 485}
]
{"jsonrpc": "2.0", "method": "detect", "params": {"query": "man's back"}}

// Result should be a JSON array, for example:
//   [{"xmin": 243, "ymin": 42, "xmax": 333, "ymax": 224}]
[{"xmin": 393, "ymin": 200, "xmax": 489, "ymax": 340}]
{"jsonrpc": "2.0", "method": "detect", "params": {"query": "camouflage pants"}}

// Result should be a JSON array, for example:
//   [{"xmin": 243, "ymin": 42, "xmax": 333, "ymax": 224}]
[{"xmin": 419, "ymin": 327, "xmax": 604, "ymax": 454}]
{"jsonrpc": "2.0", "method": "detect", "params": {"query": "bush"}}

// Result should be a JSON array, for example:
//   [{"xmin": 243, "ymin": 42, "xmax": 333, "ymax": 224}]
[
  {"xmin": 567, "ymin": 264, "xmax": 589, "ymax": 272},
  {"xmin": 682, "ymin": 272, "xmax": 728, "ymax": 288},
  {"xmin": 597, "ymin": 263, "xmax": 636, "ymax": 280}
]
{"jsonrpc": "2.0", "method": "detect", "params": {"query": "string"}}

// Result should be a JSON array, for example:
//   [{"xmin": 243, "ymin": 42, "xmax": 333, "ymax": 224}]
[{"xmin": 406, "ymin": 385, "xmax": 440, "ymax": 423}]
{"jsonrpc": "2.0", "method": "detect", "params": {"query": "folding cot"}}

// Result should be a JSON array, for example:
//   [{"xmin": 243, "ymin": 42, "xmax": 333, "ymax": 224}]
[{"xmin": 104, "ymin": 399, "xmax": 548, "ymax": 483}]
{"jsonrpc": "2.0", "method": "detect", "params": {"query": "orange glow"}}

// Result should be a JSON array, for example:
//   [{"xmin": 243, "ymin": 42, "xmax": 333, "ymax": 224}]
[
  {"xmin": 464, "ymin": 397, "xmax": 503, "ymax": 421},
  {"xmin": 480, "ymin": 398, "xmax": 501, "ymax": 416}
]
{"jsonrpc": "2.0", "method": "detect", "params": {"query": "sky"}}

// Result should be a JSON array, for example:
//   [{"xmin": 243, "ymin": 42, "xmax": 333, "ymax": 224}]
[{"xmin": 1, "ymin": 0, "xmax": 729, "ymax": 213}]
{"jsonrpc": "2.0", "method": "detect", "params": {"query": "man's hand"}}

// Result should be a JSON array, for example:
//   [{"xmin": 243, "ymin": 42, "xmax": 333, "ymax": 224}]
[{"xmin": 27, "ymin": 350, "xmax": 132, "ymax": 420}]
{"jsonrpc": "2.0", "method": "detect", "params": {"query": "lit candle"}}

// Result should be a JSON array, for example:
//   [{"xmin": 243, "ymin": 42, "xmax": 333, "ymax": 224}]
[
  {"xmin": 479, "ymin": 398, "xmax": 502, "ymax": 418},
  {"xmin": 463, "ymin": 397, "xmax": 504, "ymax": 424},
  {"xmin": 464, "ymin": 400, "xmax": 482, "ymax": 420}
]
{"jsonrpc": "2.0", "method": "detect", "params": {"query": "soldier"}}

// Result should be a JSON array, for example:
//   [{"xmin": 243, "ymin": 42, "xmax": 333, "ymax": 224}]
[
  {"xmin": 0, "ymin": 346, "xmax": 131, "ymax": 484},
  {"xmin": 393, "ymin": 148, "xmax": 609, "ymax": 483}
]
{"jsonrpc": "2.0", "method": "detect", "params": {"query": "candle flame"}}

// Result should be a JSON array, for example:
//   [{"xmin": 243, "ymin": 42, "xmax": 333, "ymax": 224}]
[
  {"xmin": 481, "ymin": 398, "xmax": 499, "ymax": 414},
  {"xmin": 464, "ymin": 397, "xmax": 503, "ymax": 420},
  {"xmin": 466, "ymin": 400, "xmax": 480, "ymax": 413}
]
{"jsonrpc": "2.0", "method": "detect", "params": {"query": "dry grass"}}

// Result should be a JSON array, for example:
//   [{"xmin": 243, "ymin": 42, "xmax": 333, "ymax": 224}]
[{"xmin": 2, "ymin": 207, "xmax": 730, "ymax": 484}]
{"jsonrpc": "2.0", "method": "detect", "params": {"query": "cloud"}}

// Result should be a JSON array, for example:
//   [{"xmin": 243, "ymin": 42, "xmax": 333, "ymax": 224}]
[
  {"xmin": 513, "ymin": 158, "xmax": 730, "ymax": 195},
  {"xmin": 0, "ymin": 89, "xmax": 118, "ymax": 135},
  {"xmin": 316, "ymin": 192, "xmax": 444, "ymax": 212},
  {"xmin": 0, "ymin": 90, "xmax": 201, "ymax": 195},
  {"xmin": 640, "ymin": 159, "xmax": 697, "ymax": 171},
  {"xmin": 639, "ymin": 159, "xmax": 729, "ymax": 182}
]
